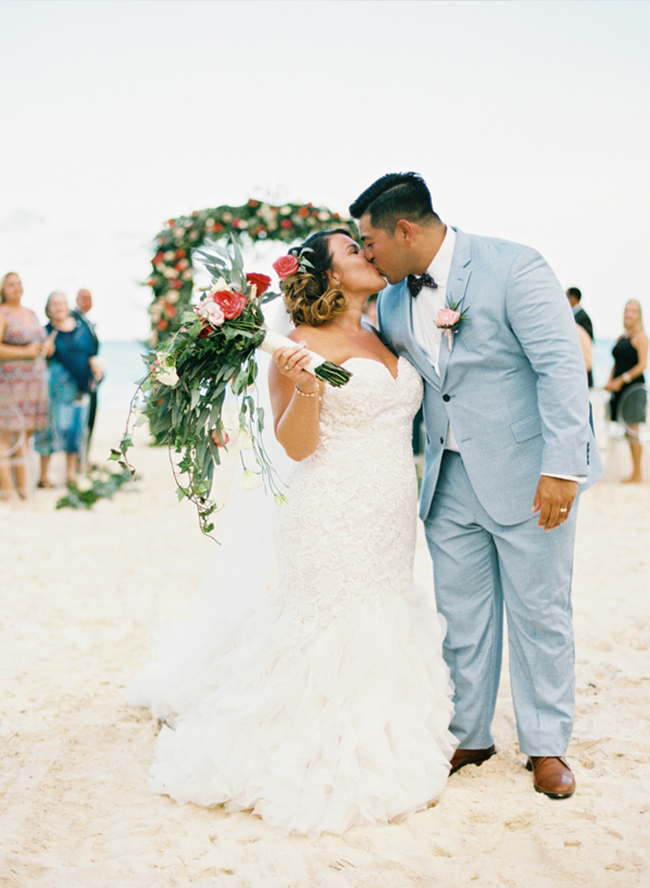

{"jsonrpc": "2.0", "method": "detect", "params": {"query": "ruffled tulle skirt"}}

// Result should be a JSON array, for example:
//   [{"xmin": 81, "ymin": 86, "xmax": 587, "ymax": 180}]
[{"xmin": 136, "ymin": 583, "xmax": 456, "ymax": 837}]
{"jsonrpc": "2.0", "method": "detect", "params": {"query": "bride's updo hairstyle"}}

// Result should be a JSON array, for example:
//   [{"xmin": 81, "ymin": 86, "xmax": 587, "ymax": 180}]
[{"xmin": 281, "ymin": 228, "xmax": 351, "ymax": 327}]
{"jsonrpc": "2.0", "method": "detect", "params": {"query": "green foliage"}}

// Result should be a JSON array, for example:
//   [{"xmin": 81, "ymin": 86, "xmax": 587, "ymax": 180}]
[{"xmin": 56, "ymin": 466, "xmax": 134, "ymax": 510}]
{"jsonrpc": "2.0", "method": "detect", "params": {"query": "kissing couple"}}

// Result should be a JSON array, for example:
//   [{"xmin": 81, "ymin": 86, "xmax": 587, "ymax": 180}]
[{"xmin": 129, "ymin": 172, "xmax": 603, "ymax": 836}]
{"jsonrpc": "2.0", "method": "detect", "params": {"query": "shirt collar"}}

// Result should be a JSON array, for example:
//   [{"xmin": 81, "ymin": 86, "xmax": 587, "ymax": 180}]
[{"xmin": 426, "ymin": 226, "xmax": 456, "ymax": 288}]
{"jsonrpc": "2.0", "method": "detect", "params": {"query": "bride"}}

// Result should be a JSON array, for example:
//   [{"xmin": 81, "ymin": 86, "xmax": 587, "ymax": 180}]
[{"xmin": 129, "ymin": 229, "xmax": 457, "ymax": 836}]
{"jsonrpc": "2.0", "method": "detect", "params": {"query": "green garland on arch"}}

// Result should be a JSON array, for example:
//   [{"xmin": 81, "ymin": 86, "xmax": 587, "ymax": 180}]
[{"xmin": 146, "ymin": 199, "xmax": 350, "ymax": 345}]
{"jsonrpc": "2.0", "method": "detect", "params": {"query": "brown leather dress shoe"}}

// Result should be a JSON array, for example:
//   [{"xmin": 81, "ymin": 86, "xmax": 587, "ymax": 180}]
[
  {"xmin": 449, "ymin": 744, "xmax": 496, "ymax": 775},
  {"xmin": 526, "ymin": 756, "xmax": 576, "ymax": 798}
]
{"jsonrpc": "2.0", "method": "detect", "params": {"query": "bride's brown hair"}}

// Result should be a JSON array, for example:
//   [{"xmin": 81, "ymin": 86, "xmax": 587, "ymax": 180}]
[{"xmin": 282, "ymin": 229, "xmax": 351, "ymax": 327}]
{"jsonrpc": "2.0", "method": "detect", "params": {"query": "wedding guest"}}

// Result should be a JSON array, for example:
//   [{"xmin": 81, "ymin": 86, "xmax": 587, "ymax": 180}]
[
  {"xmin": 34, "ymin": 292, "xmax": 103, "ymax": 487},
  {"xmin": 0, "ymin": 272, "xmax": 50, "ymax": 501},
  {"xmin": 604, "ymin": 299, "xmax": 648, "ymax": 483},
  {"xmin": 566, "ymin": 287, "xmax": 594, "ymax": 387},
  {"xmin": 71, "ymin": 288, "xmax": 101, "ymax": 448},
  {"xmin": 576, "ymin": 322, "xmax": 593, "ymax": 385}
]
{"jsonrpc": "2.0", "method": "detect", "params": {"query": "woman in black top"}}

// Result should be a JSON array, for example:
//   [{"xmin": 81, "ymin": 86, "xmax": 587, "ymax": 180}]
[{"xmin": 605, "ymin": 300, "xmax": 648, "ymax": 482}]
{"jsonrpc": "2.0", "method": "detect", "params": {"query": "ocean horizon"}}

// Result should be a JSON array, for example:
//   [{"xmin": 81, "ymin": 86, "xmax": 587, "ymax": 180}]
[{"xmin": 98, "ymin": 338, "xmax": 619, "ymax": 415}]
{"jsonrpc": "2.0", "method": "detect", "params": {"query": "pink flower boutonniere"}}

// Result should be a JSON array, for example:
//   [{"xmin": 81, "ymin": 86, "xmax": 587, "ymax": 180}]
[{"xmin": 435, "ymin": 303, "xmax": 467, "ymax": 352}]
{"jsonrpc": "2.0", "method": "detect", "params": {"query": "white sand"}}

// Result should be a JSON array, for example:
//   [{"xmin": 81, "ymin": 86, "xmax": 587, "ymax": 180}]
[{"xmin": 1, "ymin": 409, "xmax": 649, "ymax": 888}]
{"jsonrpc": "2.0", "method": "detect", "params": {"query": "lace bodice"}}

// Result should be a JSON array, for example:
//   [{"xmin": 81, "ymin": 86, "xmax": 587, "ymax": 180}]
[{"xmin": 276, "ymin": 356, "xmax": 423, "ymax": 633}]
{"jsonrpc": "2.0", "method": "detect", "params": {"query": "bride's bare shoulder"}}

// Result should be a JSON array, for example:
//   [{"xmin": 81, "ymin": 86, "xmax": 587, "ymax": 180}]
[{"xmin": 290, "ymin": 324, "xmax": 335, "ymax": 352}]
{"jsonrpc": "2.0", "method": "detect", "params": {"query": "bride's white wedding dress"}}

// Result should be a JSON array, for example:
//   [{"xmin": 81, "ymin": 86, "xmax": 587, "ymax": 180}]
[{"xmin": 129, "ymin": 356, "xmax": 456, "ymax": 836}]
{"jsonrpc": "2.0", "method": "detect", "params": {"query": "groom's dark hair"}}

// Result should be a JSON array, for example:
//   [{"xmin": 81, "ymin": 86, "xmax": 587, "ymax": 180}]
[{"xmin": 349, "ymin": 172, "xmax": 440, "ymax": 233}]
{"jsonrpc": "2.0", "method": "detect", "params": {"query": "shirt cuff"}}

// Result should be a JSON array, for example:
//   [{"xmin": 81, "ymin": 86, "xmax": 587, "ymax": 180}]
[{"xmin": 541, "ymin": 472, "xmax": 587, "ymax": 483}]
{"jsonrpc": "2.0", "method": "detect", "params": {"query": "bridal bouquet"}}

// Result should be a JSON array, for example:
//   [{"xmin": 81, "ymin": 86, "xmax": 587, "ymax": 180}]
[{"xmin": 113, "ymin": 238, "xmax": 350, "ymax": 536}]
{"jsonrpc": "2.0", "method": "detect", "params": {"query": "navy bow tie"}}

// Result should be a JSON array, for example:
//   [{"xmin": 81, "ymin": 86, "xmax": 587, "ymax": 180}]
[{"xmin": 407, "ymin": 272, "xmax": 438, "ymax": 297}]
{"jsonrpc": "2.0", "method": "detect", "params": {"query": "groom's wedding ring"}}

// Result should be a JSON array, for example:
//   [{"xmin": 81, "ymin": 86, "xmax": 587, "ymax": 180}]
[{"xmin": 559, "ymin": 508, "xmax": 567, "ymax": 513}]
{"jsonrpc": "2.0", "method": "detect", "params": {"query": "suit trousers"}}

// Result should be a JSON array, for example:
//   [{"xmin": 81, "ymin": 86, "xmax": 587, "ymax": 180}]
[{"xmin": 424, "ymin": 451, "xmax": 577, "ymax": 755}]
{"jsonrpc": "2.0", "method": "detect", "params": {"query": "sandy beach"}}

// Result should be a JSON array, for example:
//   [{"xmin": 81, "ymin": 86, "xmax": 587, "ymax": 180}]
[{"xmin": 1, "ymin": 408, "xmax": 648, "ymax": 888}]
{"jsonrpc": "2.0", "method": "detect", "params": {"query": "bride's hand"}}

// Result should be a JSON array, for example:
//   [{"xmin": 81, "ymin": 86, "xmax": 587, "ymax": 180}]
[{"xmin": 273, "ymin": 343, "xmax": 319, "ymax": 393}]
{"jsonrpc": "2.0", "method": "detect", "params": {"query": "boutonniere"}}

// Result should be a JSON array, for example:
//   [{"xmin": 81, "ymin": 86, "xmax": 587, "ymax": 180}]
[{"xmin": 435, "ymin": 302, "xmax": 467, "ymax": 352}]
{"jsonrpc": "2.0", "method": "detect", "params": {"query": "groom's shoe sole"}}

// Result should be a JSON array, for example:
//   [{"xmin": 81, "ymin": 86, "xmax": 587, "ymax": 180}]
[
  {"xmin": 449, "ymin": 744, "xmax": 496, "ymax": 776},
  {"xmin": 526, "ymin": 756, "xmax": 576, "ymax": 799}
]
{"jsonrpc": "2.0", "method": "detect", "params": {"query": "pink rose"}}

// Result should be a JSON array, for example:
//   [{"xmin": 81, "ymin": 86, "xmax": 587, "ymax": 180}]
[
  {"xmin": 436, "ymin": 308, "xmax": 461, "ymax": 329},
  {"xmin": 272, "ymin": 254, "xmax": 299, "ymax": 281},
  {"xmin": 211, "ymin": 428, "xmax": 230, "ymax": 447},
  {"xmin": 212, "ymin": 289, "xmax": 247, "ymax": 320},
  {"xmin": 196, "ymin": 298, "xmax": 225, "ymax": 327}
]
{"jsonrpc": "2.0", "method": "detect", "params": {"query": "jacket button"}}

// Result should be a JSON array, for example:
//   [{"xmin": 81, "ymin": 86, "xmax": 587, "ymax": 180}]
[
  {"xmin": 442, "ymin": 394, "xmax": 450, "ymax": 402},
  {"xmin": 440, "ymin": 437, "xmax": 444, "ymax": 444}
]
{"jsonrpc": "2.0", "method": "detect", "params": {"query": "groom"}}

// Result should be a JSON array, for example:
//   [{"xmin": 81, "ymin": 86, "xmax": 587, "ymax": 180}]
[{"xmin": 349, "ymin": 173, "xmax": 603, "ymax": 798}]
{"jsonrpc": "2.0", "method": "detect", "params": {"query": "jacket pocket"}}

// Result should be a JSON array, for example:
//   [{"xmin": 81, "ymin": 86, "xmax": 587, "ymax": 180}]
[
  {"xmin": 510, "ymin": 413, "xmax": 542, "ymax": 442},
  {"xmin": 460, "ymin": 319, "xmax": 500, "ymax": 350}
]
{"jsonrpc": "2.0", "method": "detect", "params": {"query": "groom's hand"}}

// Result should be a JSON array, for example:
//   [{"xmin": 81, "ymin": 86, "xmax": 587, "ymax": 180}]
[{"xmin": 532, "ymin": 477, "xmax": 578, "ymax": 530}]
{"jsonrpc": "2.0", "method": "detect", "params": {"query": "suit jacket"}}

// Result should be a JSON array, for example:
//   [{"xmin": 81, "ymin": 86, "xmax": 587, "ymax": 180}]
[
  {"xmin": 573, "ymin": 306, "xmax": 593, "ymax": 341},
  {"xmin": 378, "ymin": 229, "xmax": 603, "ymax": 526},
  {"xmin": 71, "ymin": 307, "xmax": 99, "ymax": 352}
]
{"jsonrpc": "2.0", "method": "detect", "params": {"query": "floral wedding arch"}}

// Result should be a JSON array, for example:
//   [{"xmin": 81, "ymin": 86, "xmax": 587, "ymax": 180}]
[{"xmin": 146, "ymin": 199, "xmax": 350, "ymax": 345}]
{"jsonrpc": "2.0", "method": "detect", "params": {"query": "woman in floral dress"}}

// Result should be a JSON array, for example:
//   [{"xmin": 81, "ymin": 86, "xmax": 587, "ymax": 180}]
[{"xmin": 0, "ymin": 272, "xmax": 50, "ymax": 500}]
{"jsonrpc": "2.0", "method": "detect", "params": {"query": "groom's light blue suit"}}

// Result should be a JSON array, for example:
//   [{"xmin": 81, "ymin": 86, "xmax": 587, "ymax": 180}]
[{"xmin": 378, "ymin": 228, "xmax": 603, "ymax": 755}]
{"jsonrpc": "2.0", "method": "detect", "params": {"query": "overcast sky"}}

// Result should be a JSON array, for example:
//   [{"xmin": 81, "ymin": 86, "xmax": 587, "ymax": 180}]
[{"xmin": 1, "ymin": 0, "xmax": 648, "ymax": 340}]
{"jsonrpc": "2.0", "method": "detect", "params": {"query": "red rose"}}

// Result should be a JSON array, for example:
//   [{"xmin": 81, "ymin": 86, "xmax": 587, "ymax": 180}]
[
  {"xmin": 246, "ymin": 272, "xmax": 272, "ymax": 298},
  {"xmin": 212, "ymin": 289, "xmax": 247, "ymax": 319},
  {"xmin": 297, "ymin": 207, "xmax": 309, "ymax": 218},
  {"xmin": 157, "ymin": 319, "xmax": 169, "ymax": 331},
  {"xmin": 280, "ymin": 219, "xmax": 292, "ymax": 229},
  {"xmin": 176, "ymin": 248, "xmax": 186, "ymax": 258},
  {"xmin": 272, "ymin": 254, "xmax": 300, "ymax": 281},
  {"xmin": 170, "ymin": 280, "xmax": 183, "ymax": 290},
  {"xmin": 164, "ymin": 303, "xmax": 177, "ymax": 318},
  {"xmin": 153, "ymin": 251, "xmax": 165, "ymax": 266}
]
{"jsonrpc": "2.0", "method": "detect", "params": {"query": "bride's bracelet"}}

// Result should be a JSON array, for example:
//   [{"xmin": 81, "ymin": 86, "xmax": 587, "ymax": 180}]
[{"xmin": 295, "ymin": 383, "xmax": 321, "ymax": 401}]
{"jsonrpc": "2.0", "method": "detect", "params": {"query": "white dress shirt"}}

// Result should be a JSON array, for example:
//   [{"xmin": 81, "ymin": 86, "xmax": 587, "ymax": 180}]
[{"xmin": 411, "ymin": 227, "xmax": 460, "ymax": 452}]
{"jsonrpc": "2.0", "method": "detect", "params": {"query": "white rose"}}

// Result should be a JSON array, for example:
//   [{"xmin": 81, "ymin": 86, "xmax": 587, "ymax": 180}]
[
  {"xmin": 238, "ymin": 469, "xmax": 263, "ymax": 491},
  {"xmin": 157, "ymin": 365, "xmax": 179, "ymax": 386},
  {"xmin": 237, "ymin": 427, "xmax": 254, "ymax": 450},
  {"xmin": 75, "ymin": 477, "xmax": 93, "ymax": 492},
  {"xmin": 164, "ymin": 251, "xmax": 176, "ymax": 262}
]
